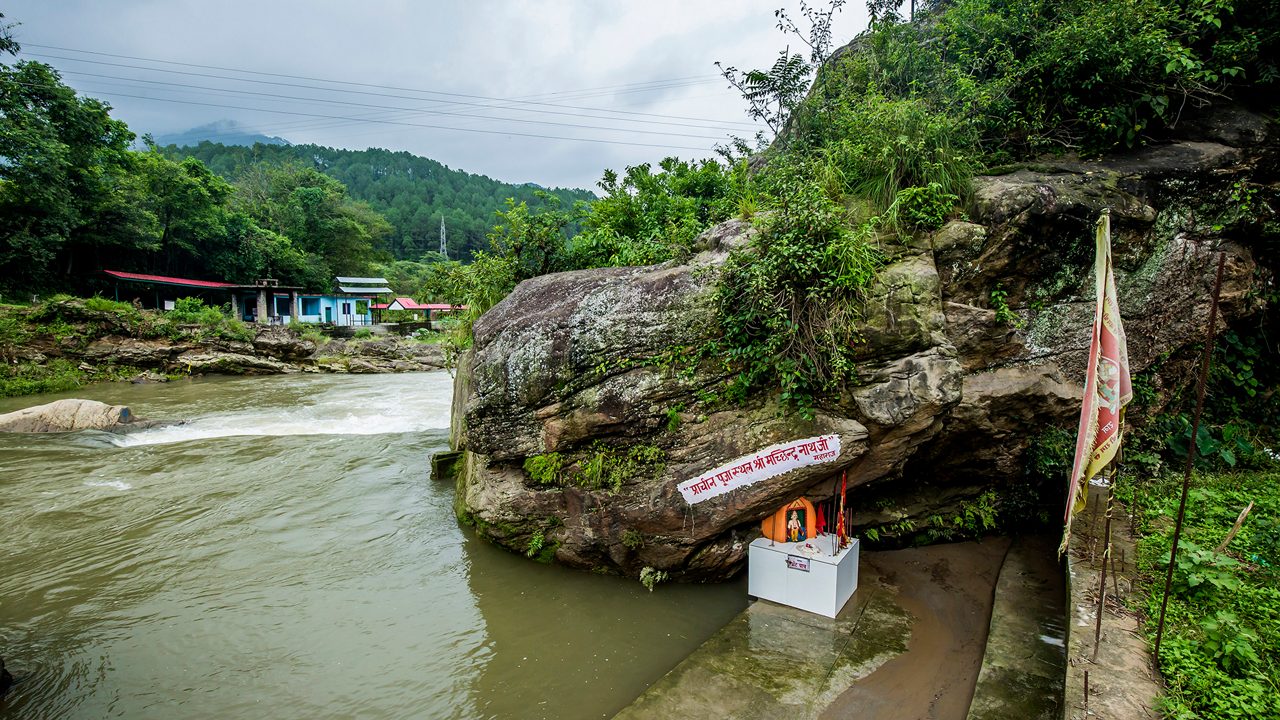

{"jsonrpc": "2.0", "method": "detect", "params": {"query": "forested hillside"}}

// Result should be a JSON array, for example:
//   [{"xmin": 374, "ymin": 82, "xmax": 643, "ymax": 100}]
[{"xmin": 165, "ymin": 142, "xmax": 595, "ymax": 261}]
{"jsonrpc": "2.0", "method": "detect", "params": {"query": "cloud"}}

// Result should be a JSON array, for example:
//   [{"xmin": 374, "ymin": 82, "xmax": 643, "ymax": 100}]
[{"xmin": 5, "ymin": 0, "xmax": 868, "ymax": 187}]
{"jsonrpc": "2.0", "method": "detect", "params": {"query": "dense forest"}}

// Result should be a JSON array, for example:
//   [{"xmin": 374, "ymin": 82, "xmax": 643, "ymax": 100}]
[
  {"xmin": 164, "ymin": 142, "xmax": 594, "ymax": 262},
  {"xmin": 0, "ymin": 18, "xmax": 591, "ymax": 301},
  {"xmin": 0, "ymin": 58, "xmax": 391, "ymax": 296}
]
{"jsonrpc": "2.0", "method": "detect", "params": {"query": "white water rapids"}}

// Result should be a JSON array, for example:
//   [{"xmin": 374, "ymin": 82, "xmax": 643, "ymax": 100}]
[{"xmin": 0, "ymin": 372, "xmax": 746, "ymax": 720}]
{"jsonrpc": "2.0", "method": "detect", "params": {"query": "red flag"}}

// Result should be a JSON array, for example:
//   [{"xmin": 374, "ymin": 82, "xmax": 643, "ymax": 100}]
[
  {"xmin": 836, "ymin": 471, "xmax": 848, "ymax": 548},
  {"xmin": 1062, "ymin": 210, "xmax": 1132, "ymax": 553}
]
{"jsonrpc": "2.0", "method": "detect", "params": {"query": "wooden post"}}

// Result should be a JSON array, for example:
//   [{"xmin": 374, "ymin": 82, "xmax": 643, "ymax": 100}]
[
  {"xmin": 1215, "ymin": 502, "xmax": 1254, "ymax": 553},
  {"xmin": 230, "ymin": 293, "xmax": 239, "ymax": 319},
  {"xmin": 290, "ymin": 290, "xmax": 300, "ymax": 324}
]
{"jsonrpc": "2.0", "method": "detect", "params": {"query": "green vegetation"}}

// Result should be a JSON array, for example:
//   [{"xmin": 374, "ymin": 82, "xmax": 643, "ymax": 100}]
[
  {"xmin": 664, "ymin": 406, "xmax": 683, "ymax": 433},
  {"xmin": 523, "ymin": 453, "xmax": 565, "ymax": 486},
  {"xmin": 1102, "ymin": 292, "xmax": 1280, "ymax": 717},
  {"xmin": 639, "ymin": 566, "xmax": 669, "ymax": 592},
  {"xmin": 989, "ymin": 284, "xmax": 1022, "ymax": 327},
  {"xmin": 0, "ymin": 357, "xmax": 140, "ymax": 398},
  {"xmin": 621, "ymin": 529, "xmax": 645, "ymax": 551},
  {"xmin": 522, "ymin": 443, "xmax": 665, "ymax": 493},
  {"xmin": 525, "ymin": 529, "xmax": 546, "ymax": 559},
  {"xmin": 1122, "ymin": 471, "xmax": 1279, "ymax": 719},
  {"xmin": 568, "ymin": 158, "xmax": 738, "ymax": 268},
  {"xmin": 0, "ymin": 295, "xmax": 262, "ymax": 396},
  {"xmin": 167, "ymin": 142, "xmax": 592, "ymax": 262},
  {"xmin": 800, "ymin": 0, "xmax": 1279, "ymax": 161}
]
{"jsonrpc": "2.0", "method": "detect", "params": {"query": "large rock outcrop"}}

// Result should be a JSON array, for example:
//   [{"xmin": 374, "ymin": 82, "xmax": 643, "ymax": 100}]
[
  {"xmin": 0, "ymin": 398, "xmax": 154, "ymax": 433},
  {"xmin": 451, "ymin": 127, "xmax": 1275, "ymax": 580}
]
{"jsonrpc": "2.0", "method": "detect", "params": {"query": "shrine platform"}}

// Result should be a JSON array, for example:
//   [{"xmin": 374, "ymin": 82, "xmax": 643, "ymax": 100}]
[{"xmin": 614, "ymin": 540, "xmax": 1012, "ymax": 720}]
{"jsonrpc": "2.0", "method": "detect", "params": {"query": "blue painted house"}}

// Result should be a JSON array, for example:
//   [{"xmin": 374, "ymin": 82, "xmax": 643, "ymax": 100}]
[
  {"xmin": 103, "ymin": 270, "xmax": 387, "ymax": 326},
  {"xmin": 237, "ymin": 291, "xmax": 374, "ymax": 326},
  {"xmin": 233, "ymin": 276, "xmax": 390, "ymax": 326}
]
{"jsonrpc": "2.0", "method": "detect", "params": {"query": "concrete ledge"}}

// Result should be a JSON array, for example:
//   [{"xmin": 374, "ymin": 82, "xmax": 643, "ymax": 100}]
[
  {"xmin": 1061, "ymin": 486, "xmax": 1162, "ymax": 719},
  {"xmin": 967, "ymin": 535, "xmax": 1065, "ymax": 720}
]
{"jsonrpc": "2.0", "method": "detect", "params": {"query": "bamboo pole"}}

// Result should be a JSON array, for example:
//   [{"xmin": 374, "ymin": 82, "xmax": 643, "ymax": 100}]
[
  {"xmin": 1215, "ymin": 502, "xmax": 1254, "ymax": 554},
  {"xmin": 1153, "ymin": 251, "xmax": 1227, "ymax": 668}
]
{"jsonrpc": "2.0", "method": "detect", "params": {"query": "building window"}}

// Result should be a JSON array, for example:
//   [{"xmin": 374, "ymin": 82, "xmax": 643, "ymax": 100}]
[
  {"xmin": 301, "ymin": 298, "xmax": 320, "ymax": 316},
  {"xmin": 275, "ymin": 296, "xmax": 291, "ymax": 316},
  {"xmin": 342, "ymin": 302, "xmax": 352, "ymax": 315}
]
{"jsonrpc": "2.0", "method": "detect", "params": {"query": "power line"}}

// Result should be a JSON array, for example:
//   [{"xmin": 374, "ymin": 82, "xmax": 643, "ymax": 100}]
[
  {"xmin": 512, "ymin": 74, "xmax": 716, "ymax": 99},
  {"xmin": 27, "ymin": 52, "xmax": 750, "ymax": 141},
  {"xmin": 21, "ymin": 43, "xmax": 760, "ymax": 128},
  {"xmin": 54, "ymin": 69, "xmax": 741, "ymax": 136},
  {"xmin": 4, "ymin": 80, "xmax": 715, "ymax": 152},
  {"xmin": 55, "ymin": 71, "xmax": 729, "ymax": 140}
]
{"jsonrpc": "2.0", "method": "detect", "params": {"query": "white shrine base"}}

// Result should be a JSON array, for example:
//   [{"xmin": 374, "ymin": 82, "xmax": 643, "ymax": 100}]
[{"xmin": 747, "ymin": 534, "xmax": 859, "ymax": 618}]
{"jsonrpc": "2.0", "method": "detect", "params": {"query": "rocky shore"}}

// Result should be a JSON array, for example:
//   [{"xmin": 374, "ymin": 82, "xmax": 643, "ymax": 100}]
[{"xmin": 1, "ymin": 299, "xmax": 448, "ymax": 392}]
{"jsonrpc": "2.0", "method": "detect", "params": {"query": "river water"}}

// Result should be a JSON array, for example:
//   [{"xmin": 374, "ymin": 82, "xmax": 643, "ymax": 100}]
[{"xmin": 0, "ymin": 373, "xmax": 746, "ymax": 719}]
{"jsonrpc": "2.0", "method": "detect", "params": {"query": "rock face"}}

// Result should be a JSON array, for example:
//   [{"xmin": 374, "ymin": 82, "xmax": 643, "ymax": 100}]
[
  {"xmin": 451, "ymin": 127, "xmax": 1276, "ymax": 580},
  {"xmin": 0, "ymin": 398, "xmax": 151, "ymax": 433}
]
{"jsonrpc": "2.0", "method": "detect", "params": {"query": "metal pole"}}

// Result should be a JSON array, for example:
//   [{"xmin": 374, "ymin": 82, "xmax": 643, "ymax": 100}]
[
  {"xmin": 1153, "ymin": 251, "xmax": 1227, "ymax": 668},
  {"xmin": 1092, "ymin": 494, "xmax": 1112, "ymax": 662}
]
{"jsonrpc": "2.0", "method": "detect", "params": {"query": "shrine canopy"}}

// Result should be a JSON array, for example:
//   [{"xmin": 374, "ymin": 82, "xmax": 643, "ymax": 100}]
[{"xmin": 761, "ymin": 497, "xmax": 817, "ymax": 543}]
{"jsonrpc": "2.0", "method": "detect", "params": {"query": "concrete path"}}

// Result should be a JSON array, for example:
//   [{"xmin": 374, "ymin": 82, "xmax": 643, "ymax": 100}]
[
  {"xmin": 1061, "ymin": 486, "xmax": 1161, "ymax": 720},
  {"xmin": 615, "ymin": 540, "xmax": 1011, "ymax": 720},
  {"xmin": 967, "ymin": 535, "xmax": 1067, "ymax": 720}
]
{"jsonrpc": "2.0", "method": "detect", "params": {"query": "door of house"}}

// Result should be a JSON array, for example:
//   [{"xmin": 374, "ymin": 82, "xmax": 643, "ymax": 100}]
[{"xmin": 324, "ymin": 307, "xmax": 332, "ymax": 323}]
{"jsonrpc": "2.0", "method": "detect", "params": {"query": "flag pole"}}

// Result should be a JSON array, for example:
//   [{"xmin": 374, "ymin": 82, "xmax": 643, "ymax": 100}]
[
  {"xmin": 1152, "ymin": 251, "xmax": 1227, "ymax": 669},
  {"xmin": 1092, "ymin": 492, "xmax": 1112, "ymax": 662}
]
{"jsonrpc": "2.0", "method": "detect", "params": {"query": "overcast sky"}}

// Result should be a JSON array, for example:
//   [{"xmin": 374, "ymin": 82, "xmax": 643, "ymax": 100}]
[{"xmin": 4, "ymin": 1, "xmax": 870, "ymax": 189}]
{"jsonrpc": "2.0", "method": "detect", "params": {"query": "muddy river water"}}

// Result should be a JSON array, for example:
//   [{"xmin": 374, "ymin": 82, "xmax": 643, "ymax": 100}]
[{"xmin": 0, "ymin": 373, "xmax": 747, "ymax": 719}]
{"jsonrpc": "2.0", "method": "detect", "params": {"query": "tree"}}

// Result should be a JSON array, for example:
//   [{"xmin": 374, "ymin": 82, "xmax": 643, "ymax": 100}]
[
  {"xmin": 0, "ymin": 13, "xmax": 18, "ymax": 57},
  {"xmin": 717, "ymin": 1, "xmax": 847, "ymax": 145},
  {"xmin": 0, "ymin": 60, "xmax": 140, "ymax": 293},
  {"xmin": 486, "ymin": 194, "xmax": 573, "ymax": 282},
  {"xmin": 231, "ymin": 163, "xmax": 390, "ymax": 284},
  {"xmin": 134, "ymin": 150, "xmax": 233, "ymax": 275}
]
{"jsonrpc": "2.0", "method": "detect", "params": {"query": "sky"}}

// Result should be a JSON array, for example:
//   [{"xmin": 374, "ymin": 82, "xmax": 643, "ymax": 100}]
[{"xmin": 3, "ymin": 0, "xmax": 870, "ymax": 189}]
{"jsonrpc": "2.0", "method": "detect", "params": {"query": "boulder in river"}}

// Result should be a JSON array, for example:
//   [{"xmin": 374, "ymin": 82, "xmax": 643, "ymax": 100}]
[{"xmin": 0, "ymin": 398, "xmax": 151, "ymax": 433}]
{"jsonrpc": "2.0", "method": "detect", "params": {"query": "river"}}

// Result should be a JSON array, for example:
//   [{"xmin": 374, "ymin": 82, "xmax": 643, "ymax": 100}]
[{"xmin": 0, "ymin": 373, "xmax": 746, "ymax": 719}]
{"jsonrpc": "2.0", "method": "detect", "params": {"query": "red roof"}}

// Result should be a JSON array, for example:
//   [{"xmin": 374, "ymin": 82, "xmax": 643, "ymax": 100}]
[
  {"xmin": 104, "ymin": 269, "xmax": 238, "ymax": 289},
  {"xmin": 372, "ymin": 298, "xmax": 466, "ymax": 311}
]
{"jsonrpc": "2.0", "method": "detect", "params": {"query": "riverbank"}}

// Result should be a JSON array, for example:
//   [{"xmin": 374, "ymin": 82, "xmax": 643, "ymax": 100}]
[
  {"xmin": 615, "ymin": 539, "xmax": 1016, "ymax": 720},
  {"xmin": 0, "ymin": 298, "xmax": 446, "ymax": 398}
]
